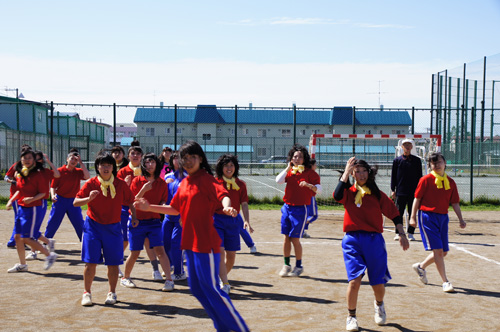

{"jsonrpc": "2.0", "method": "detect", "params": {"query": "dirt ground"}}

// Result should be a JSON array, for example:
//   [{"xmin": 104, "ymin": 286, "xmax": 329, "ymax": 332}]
[{"xmin": 0, "ymin": 209, "xmax": 499, "ymax": 332}]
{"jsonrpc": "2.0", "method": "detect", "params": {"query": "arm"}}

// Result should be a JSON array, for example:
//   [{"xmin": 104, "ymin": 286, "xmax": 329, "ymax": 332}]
[
  {"xmin": 4, "ymin": 175, "xmax": 16, "ymax": 185},
  {"xmin": 394, "ymin": 221, "xmax": 409, "ymax": 251},
  {"xmin": 6, "ymin": 191, "xmax": 20, "ymax": 210},
  {"xmin": 451, "ymin": 202, "xmax": 466, "ymax": 229},
  {"xmin": 409, "ymin": 197, "xmax": 421, "ymax": 228},
  {"xmin": 390, "ymin": 159, "xmax": 397, "ymax": 199},
  {"xmin": 129, "ymin": 203, "xmax": 139, "ymax": 227},
  {"xmin": 241, "ymin": 201, "xmax": 253, "ymax": 233},
  {"xmin": 78, "ymin": 155, "xmax": 91, "ymax": 180},
  {"xmin": 275, "ymin": 163, "xmax": 292, "ymax": 184},
  {"xmin": 44, "ymin": 154, "xmax": 60, "ymax": 178},
  {"xmin": 133, "ymin": 197, "xmax": 180, "ymax": 215},
  {"xmin": 135, "ymin": 181, "xmax": 153, "ymax": 199},
  {"xmin": 22, "ymin": 192, "xmax": 46, "ymax": 205},
  {"xmin": 221, "ymin": 196, "xmax": 237, "ymax": 217},
  {"xmin": 50, "ymin": 187, "xmax": 57, "ymax": 202},
  {"xmin": 73, "ymin": 190, "xmax": 100, "ymax": 207},
  {"xmin": 299, "ymin": 181, "xmax": 318, "ymax": 193}
]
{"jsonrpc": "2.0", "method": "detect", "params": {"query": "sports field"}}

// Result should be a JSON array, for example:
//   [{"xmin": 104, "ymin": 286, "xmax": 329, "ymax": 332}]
[{"xmin": 1, "ymin": 209, "xmax": 499, "ymax": 332}]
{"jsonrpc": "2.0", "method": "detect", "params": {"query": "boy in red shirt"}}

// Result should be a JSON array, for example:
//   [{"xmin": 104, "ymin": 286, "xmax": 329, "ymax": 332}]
[
  {"xmin": 275, "ymin": 144, "xmax": 320, "ymax": 277},
  {"xmin": 74, "ymin": 152, "xmax": 138, "ymax": 306},
  {"xmin": 410, "ymin": 152, "xmax": 466, "ymax": 293}
]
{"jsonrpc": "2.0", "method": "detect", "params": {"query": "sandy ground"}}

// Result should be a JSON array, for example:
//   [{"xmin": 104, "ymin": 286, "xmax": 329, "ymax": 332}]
[{"xmin": 0, "ymin": 209, "xmax": 499, "ymax": 332}]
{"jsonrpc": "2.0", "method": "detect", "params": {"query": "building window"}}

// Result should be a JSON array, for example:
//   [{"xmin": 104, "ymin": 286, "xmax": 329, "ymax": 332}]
[
  {"xmin": 257, "ymin": 147, "xmax": 267, "ymax": 156},
  {"xmin": 257, "ymin": 129, "xmax": 267, "ymax": 138},
  {"xmin": 217, "ymin": 128, "xmax": 222, "ymax": 132},
  {"xmin": 299, "ymin": 129, "xmax": 306, "ymax": 136},
  {"xmin": 392, "ymin": 130, "xmax": 401, "ymax": 134},
  {"xmin": 202, "ymin": 133, "xmax": 211, "ymax": 141},
  {"xmin": 281, "ymin": 129, "xmax": 291, "ymax": 138},
  {"xmin": 165, "ymin": 128, "xmax": 170, "ymax": 134},
  {"xmin": 37, "ymin": 112, "xmax": 43, "ymax": 122},
  {"xmin": 146, "ymin": 128, "xmax": 155, "ymax": 136},
  {"xmin": 230, "ymin": 129, "xmax": 235, "ymax": 135},
  {"xmin": 177, "ymin": 128, "xmax": 183, "ymax": 134},
  {"xmin": 192, "ymin": 127, "xmax": 197, "ymax": 132},
  {"xmin": 242, "ymin": 128, "xmax": 249, "ymax": 135}
]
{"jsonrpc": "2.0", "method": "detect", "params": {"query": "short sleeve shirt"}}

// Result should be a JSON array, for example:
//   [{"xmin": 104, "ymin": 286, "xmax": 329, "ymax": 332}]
[
  {"xmin": 415, "ymin": 173, "xmax": 460, "ymax": 214},
  {"xmin": 130, "ymin": 176, "xmax": 169, "ymax": 220}
]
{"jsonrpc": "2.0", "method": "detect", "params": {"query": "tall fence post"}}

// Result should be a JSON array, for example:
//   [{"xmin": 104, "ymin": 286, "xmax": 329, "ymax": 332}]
[
  {"xmin": 411, "ymin": 106, "xmax": 415, "ymax": 134},
  {"xmin": 352, "ymin": 106, "xmax": 356, "ymax": 154},
  {"xmin": 50, "ymin": 101, "xmax": 54, "ymax": 161},
  {"xmin": 174, "ymin": 104, "xmax": 178, "ymax": 149},
  {"xmin": 470, "ymin": 106, "xmax": 475, "ymax": 204},
  {"xmin": 234, "ymin": 105, "xmax": 238, "ymax": 155},
  {"xmin": 113, "ymin": 103, "xmax": 117, "ymax": 146},
  {"xmin": 293, "ymin": 103, "xmax": 297, "ymax": 144}
]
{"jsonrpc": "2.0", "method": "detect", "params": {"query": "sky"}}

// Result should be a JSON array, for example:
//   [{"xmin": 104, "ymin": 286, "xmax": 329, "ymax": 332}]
[{"xmin": 1, "ymin": 0, "xmax": 499, "ymax": 125}]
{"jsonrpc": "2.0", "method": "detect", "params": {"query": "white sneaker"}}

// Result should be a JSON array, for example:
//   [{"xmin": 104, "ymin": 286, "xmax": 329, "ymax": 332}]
[
  {"xmin": 162, "ymin": 279, "xmax": 175, "ymax": 292},
  {"xmin": 302, "ymin": 231, "xmax": 311, "ymax": 238},
  {"xmin": 171, "ymin": 272, "xmax": 187, "ymax": 281},
  {"xmin": 249, "ymin": 245, "xmax": 257, "ymax": 254},
  {"xmin": 374, "ymin": 301, "xmax": 387, "ymax": 325},
  {"xmin": 81, "ymin": 292, "xmax": 92, "ymax": 306},
  {"xmin": 152, "ymin": 270, "xmax": 163, "ymax": 281},
  {"xmin": 393, "ymin": 234, "xmax": 400, "ymax": 241},
  {"xmin": 408, "ymin": 233, "xmax": 416, "ymax": 241},
  {"xmin": 105, "ymin": 292, "xmax": 117, "ymax": 305},
  {"xmin": 288, "ymin": 266, "xmax": 304, "ymax": 277},
  {"xmin": 279, "ymin": 265, "xmax": 292, "ymax": 277},
  {"xmin": 44, "ymin": 253, "xmax": 58, "ymax": 270},
  {"xmin": 412, "ymin": 263, "xmax": 428, "ymax": 284},
  {"xmin": 443, "ymin": 281, "xmax": 455, "ymax": 293},
  {"xmin": 221, "ymin": 283, "xmax": 231, "ymax": 294},
  {"xmin": 26, "ymin": 251, "xmax": 37, "ymax": 260},
  {"xmin": 346, "ymin": 316, "xmax": 359, "ymax": 331},
  {"xmin": 118, "ymin": 267, "xmax": 123, "ymax": 278},
  {"xmin": 120, "ymin": 277, "xmax": 136, "ymax": 288},
  {"xmin": 7, "ymin": 263, "xmax": 28, "ymax": 273},
  {"xmin": 48, "ymin": 239, "xmax": 56, "ymax": 252}
]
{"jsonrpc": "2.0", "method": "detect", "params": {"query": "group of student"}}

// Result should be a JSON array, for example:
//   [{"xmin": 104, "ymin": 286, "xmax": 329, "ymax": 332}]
[{"xmin": 4, "ymin": 139, "xmax": 466, "ymax": 332}]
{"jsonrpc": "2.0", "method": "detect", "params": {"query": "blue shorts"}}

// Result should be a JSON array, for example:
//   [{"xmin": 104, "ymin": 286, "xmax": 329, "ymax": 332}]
[
  {"xmin": 214, "ymin": 214, "xmax": 241, "ymax": 251},
  {"xmin": 280, "ymin": 204, "xmax": 307, "ymax": 238},
  {"xmin": 82, "ymin": 216, "xmax": 124, "ymax": 265},
  {"xmin": 14, "ymin": 204, "xmax": 46, "ymax": 240},
  {"xmin": 128, "ymin": 218, "xmax": 164, "ymax": 251},
  {"xmin": 120, "ymin": 205, "xmax": 130, "ymax": 242},
  {"xmin": 418, "ymin": 210, "xmax": 449, "ymax": 252},
  {"xmin": 306, "ymin": 196, "xmax": 318, "ymax": 223},
  {"xmin": 342, "ymin": 231, "xmax": 391, "ymax": 285}
]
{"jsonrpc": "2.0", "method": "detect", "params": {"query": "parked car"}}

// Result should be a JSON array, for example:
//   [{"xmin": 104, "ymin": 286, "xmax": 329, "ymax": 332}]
[{"xmin": 260, "ymin": 156, "xmax": 288, "ymax": 163}]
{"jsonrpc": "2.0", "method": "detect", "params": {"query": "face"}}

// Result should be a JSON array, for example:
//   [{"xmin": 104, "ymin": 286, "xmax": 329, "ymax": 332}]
[
  {"xmin": 402, "ymin": 143, "xmax": 413, "ymax": 156},
  {"xmin": 172, "ymin": 156, "xmax": 180, "ymax": 171},
  {"xmin": 223, "ymin": 161, "xmax": 235, "ymax": 178},
  {"xmin": 21, "ymin": 154, "xmax": 35, "ymax": 168},
  {"xmin": 429, "ymin": 156, "xmax": 446, "ymax": 175},
  {"xmin": 291, "ymin": 151, "xmax": 304, "ymax": 166},
  {"xmin": 129, "ymin": 150, "xmax": 142, "ymax": 166},
  {"xmin": 352, "ymin": 165, "xmax": 369, "ymax": 186},
  {"xmin": 67, "ymin": 154, "xmax": 79, "ymax": 167},
  {"xmin": 144, "ymin": 158, "xmax": 157, "ymax": 175},
  {"xmin": 98, "ymin": 162, "xmax": 113, "ymax": 180},
  {"xmin": 181, "ymin": 154, "xmax": 201, "ymax": 175},
  {"xmin": 163, "ymin": 150, "xmax": 172, "ymax": 162},
  {"xmin": 112, "ymin": 150, "xmax": 124, "ymax": 162}
]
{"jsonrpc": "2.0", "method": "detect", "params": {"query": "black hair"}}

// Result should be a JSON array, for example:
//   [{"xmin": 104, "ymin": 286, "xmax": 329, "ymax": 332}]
[
  {"xmin": 345, "ymin": 159, "xmax": 381, "ymax": 200},
  {"xmin": 310, "ymin": 158, "xmax": 316, "ymax": 166},
  {"xmin": 128, "ymin": 145, "xmax": 143, "ymax": 157},
  {"xmin": 179, "ymin": 140, "xmax": 213, "ymax": 175},
  {"xmin": 427, "ymin": 152, "xmax": 446, "ymax": 169},
  {"xmin": 67, "ymin": 151, "xmax": 80, "ymax": 159},
  {"xmin": 169, "ymin": 151, "xmax": 178, "ymax": 168},
  {"xmin": 159, "ymin": 146, "xmax": 173, "ymax": 164},
  {"xmin": 15, "ymin": 149, "xmax": 42, "ymax": 177},
  {"xmin": 141, "ymin": 153, "xmax": 162, "ymax": 179},
  {"xmin": 34, "ymin": 150, "xmax": 46, "ymax": 167},
  {"xmin": 94, "ymin": 151, "xmax": 117, "ymax": 177},
  {"xmin": 287, "ymin": 143, "xmax": 312, "ymax": 169},
  {"xmin": 69, "ymin": 147, "xmax": 79, "ymax": 153},
  {"xmin": 20, "ymin": 144, "xmax": 32, "ymax": 153},
  {"xmin": 111, "ymin": 145, "xmax": 126, "ymax": 154},
  {"xmin": 215, "ymin": 154, "xmax": 239, "ymax": 178},
  {"xmin": 130, "ymin": 140, "xmax": 141, "ymax": 147}
]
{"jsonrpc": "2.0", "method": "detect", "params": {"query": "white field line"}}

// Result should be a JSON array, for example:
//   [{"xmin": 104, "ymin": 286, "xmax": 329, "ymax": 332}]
[
  {"xmin": 241, "ymin": 176, "xmax": 285, "ymax": 195},
  {"xmin": 449, "ymin": 243, "xmax": 500, "ymax": 266}
]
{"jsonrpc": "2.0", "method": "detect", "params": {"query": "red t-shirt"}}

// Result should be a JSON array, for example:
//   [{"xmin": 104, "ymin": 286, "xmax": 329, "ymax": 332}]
[
  {"xmin": 51, "ymin": 165, "xmax": 85, "ymax": 198},
  {"xmin": 6, "ymin": 163, "xmax": 17, "ymax": 198},
  {"xmin": 215, "ymin": 177, "xmax": 248, "ymax": 214},
  {"xmin": 117, "ymin": 165, "xmax": 138, "ymax": 186},
  {"xmin": 335, "ymin": 185, "xmax": 400, "ymax": 233},
  {"xmin": 414, "ymin": 173, "xmax": 460, "ymax": 214},
  {"xmin": 15, "ymin": 171, "xmax": 47, "ymax": 207},
  {"xmin": 170, "ymin": 169, "xmax": 229, "ymax": 253},
  {"xmin": 130, "ymin": 176, "xmax": 169, "ymax": 220},
  {"xmin": 76, "ymin": 176, "xmax": 134, "ymax": 224},
  {"xmin": 40, "ymin": 168, "xmax": 55, "ymax": 200},
  {"xmin": 283, "ymin": 168, "xmax": 320, "ymax": 206}
]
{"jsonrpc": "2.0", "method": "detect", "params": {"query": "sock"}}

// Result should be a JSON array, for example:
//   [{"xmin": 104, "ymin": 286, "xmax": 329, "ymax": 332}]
[
  {"xmin": 376, "ymin": 300, "xmax": 383, "ymax": 306},
  {"xmin": 150, "ymin": 260, "xmax": 159, "ymax": 271},
  {"xmin": 408, "ymin": 225, "xmax": 416, "ymax": 234},
  {"xmin": 284, "ymin": 256, "xmax": 290, "ymax": 266},
  {"xmin": 348, "ymin": 309, "xmax": 356, "ymax": 317},
  {"xmin": 296, "ymin": 259, "xmax": 302, "ymax": 268}
]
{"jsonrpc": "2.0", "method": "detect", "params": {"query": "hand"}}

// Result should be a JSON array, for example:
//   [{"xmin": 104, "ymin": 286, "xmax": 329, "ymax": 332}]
[
  {"xmin": 223, "ymin": 207, "xmax": 237, "ymax": 217},
  {"xmin": 399, "ymin": 234, "xmax": 410, "ymax": 251},
  {"xmin": 141, "ymin": 181, "xmax": 153, "ymax": 193},
  {"xmin": 459, "ymin": 220, "xmax": 466, "ymax": 229},
  {"xmin": 22, "ymin": 197, "xmax": 34, "ymax": 204},
  {"xmin": 88, "ymin": 190, "xmax": 100, "ymax": 202},
  {"xmin": 125, "ymin": 175, "xmax": 132, "ymax": 186},
  {"xmin": 391, "ymin": 191, "xmax": 396, "ymax": 200},
  {"xmin": 43, "ymin": 153, "xmax": 49, "ymax": 162},
  {"xmin": 244, "ymin": 221, "xmax": 254, "ymax": 233},
  {"xmin": 299, "ymin": 181, "xmax": 308, "ymax": 187},
  {"xmin": 51, "ymin": 194, "xmax": 58, "ymax": 203},
  {"xmin": 131, "ymin": 218, "xmax": 139, "ymax": 228},
  {"xmin": 344, "ymin": 157, "xmax": 357, "ymax": 174},
  {"xmin": 6, "ymin": 200, "xmax": 12, "ymax": 210},
  {"xmin": 133, "ymin": 197, "xmax": 151, "ymax": 211},
  {"xmin": 409, "ymin": 216, "xmax": 417, "ymax": 228},
  {"xmin": 165, "ymin": 178, "xmax": 174, "ymax": 184}
]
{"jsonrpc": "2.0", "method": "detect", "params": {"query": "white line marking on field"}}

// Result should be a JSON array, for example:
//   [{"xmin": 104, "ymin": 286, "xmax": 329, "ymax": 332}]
[
  {"xmin": 241, "ymin": 177, "xmax": 285, "ymax": 194},
  {"xmin": 449, "ymin": 243, "xmax": 500, "ymax": 266}
]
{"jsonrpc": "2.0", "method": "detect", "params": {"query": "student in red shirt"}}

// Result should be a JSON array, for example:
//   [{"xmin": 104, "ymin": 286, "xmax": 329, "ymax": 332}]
[
  {"xmin": 214, "ymin": 154, "xmax": 254, "ymax": 294},
  {"xmin": 74, "ymin": 151, "xmax": 138, "ymax": 306},
  {"xmin": 275, "ymin": 144, "xmax": 320, "ymax": 277},
  {"xmin": 134, "ymin": 140, "xmax": 249, "ymax": 332},
  {"xmin": 334, "ymin": 157, "xmax": 409, "ymax": 332},
  {"xmin": 121, "ymin": 153, "xmax": 175, "ymax": 292},
  {"xmin": 410, "ymin": 152, "xmax": 466, "ymax": 293},
  {"xmin": 6, "ymin": 149, "xmax": 58, "ymax": 273},
  {"xmin": 111, "ymin": 145, "xmax": 129, "ymax": 171}
]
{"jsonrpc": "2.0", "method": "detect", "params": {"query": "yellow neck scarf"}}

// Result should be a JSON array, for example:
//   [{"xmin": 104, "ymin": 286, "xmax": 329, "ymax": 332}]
[
  {"xmin": 354, "ymin": 182, "xmax": 371, "ymax": 207},
  {"xmin": 129, "ymin": 162, "xmax": 142, "ymax": 177},
  {"xmin": 431, "ymin": 171, "xmax": 450, "ymax": 190},
  {"xmin": 291, "ymin": 165, "xmax": 305, "ymax": 175},
  {"xmin": 98, "ymin": 174, "xmax": 116, "ymax": 199},
  {"xmin": 18, "ymin": 165, "xmax": 35, "ymax": 178},
  {"xmin": 223, "ymin": 176, "xmax": 240, "ymax": 191}
]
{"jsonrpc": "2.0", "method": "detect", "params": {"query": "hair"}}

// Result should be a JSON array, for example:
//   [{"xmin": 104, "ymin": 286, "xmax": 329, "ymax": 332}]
[
  {"xmin": 34, "ymin": 150, "xmax": 46, "ymax": 167},
  {"xmin": 141, "ymin": 153, "xmax": 162, "ymax": 178},
  {"xmin": 169, "ymin": 151, "xmax": 178, "ymax": 168},
  {"xmin": 128, "ymin": 144, "xmax": 143, "ymax": 157},
  {"xmin": 310, "ymin": 158, "xmax": 317, "ymax": 166},
  {"xmin": 287, "ymin": 143, "xmax": 312, "ymax": 169},
  {"xmin": 111, "ymin": 145, "xmax": 126, "ymax": 155},
  {"xmin": 131, "ymin": 140, "xmax": 141, "ymax": 147},
  {"xmin": 94, "ymin": 150, "xmax": 117, "ymax": 177},
  {"xmin": 15, "ymin": 149, "xmax": 42, "ymax": 177},
  {"xmin": 179, "ymin": 140, "xmax": 212, "ymax": 175},
  {"xmin": 69, "ymin": 147, "xmax": 79, "ymax": 153},
  {"xmin": 20, "ymin": 144, "xmax": 32, "ymax": 153},
  {"xmin": 67, "ymin": 151, "xmax": 80, "ymax": 159},
  {"xmin": 427, "ymin": 152, "xmax": 446, "ymax": 168},
  {"xmin": 159, "ymin": 146, "xmax": 173, "ymax": 164},
  {"xmin": 215, "ymin": 154, "xmax": 239, "ymax": 178},
  {"xmin": 346, "ymin": 159, "xmax": 381, "ymax": 200}
]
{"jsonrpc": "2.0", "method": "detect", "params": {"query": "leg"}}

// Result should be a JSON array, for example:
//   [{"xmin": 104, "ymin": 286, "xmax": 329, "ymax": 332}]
[
  {"xmin": 123, "ymin": 250, "xmax": 141, "ymax": 278},
  {"xmin": 144, "ymin": 237, "xmax": 158, "ymax": 269},
  {"xmin": 170, "ymin": 222, "xmax": 184, "ymax": 274},
  {"xmin": 371, "ymin": 283, "xmax": 385, "ymax": 303},
  {"xmin": 290, "ymin": 237, "xmax": 303, "ymax": 261},
  {"xmin": 225, "ymin": 251, "xmax": 236, "ymax": 274},
  {"xmin": 107, "ymin": 265, "xmax": 119, "ymax": 293},
  {"xmin": 66, "ymin": 204, "xmax": 84, "ymax": 241},
  {"xmin": 219, "ymin": 246, "xmax": 229, "ymax": 284},
  {"xmin": 23, "ymin": 238, "xmax": 50, "ymax": 257},
  {"xmin": 430, "ymin": 249, "xmax": 448, "ymax": 283},
  {"xmin": 83, "ymin": 263, "xmax": 97, "ymax": 293},
  {"xmin": 347, "ymin": 276, "xmax": 362, "ymax": 311},
  {"xmin": 153, "ymin": 246, "xmax": 172, "ymax": 280},
  {"xmin": 44, "ymin": 199, "xmax": 67, "ymax": 239},
  {"xmin": 283, "ymin": 235, "xmax": 292, "ymax": 258},
  {"xmin": 14, "ymin": 234, "xmax": 27, "ymax": 265}
]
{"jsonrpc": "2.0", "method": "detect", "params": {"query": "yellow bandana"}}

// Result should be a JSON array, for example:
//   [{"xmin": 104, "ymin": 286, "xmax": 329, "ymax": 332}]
[
  {"xmin": 98, "ymin": 174, "xmax": 116, "ymax": 199},
  {"xmin": 354, "ymin": 182, "xmax": 371, "ymax": 207},
  {"xmin": 291, "ymin": 165, "xmax": 305, "ymax": 175},
  {"xmin": 431, "ymin": 171, "xmax": 450, "ymax": 190},
  {"xmin": 223, "ymin": 176, "xmax": 240, "ymax": 191},
  {"xmin": 17, "ymin": 165, "xmax": 35, "ymax": 178},
  {"xmin": 129, "ymin": 162, "xmax": 142, "ymax": 177}
]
